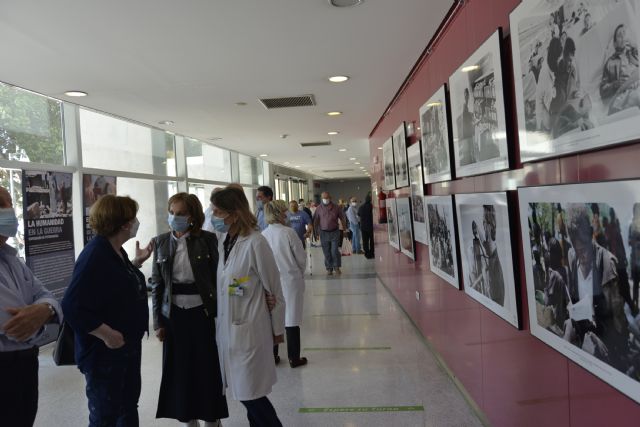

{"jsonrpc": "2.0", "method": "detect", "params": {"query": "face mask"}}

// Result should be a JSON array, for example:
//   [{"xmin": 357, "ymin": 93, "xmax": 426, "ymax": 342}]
[
  {"xmin": 351, "ymin": 202, "xmax": 357, "ymax": 207},
  {"xmin": 256, "ymin": 200, "xmax": 264, "ymax": 210},
  {"xmin": 211, "ymin": 216, "xmax": 230, "ymax": 233},
  {"xmin": 168, "ymin": 214, "xmax": 190, "ymax": 233},
  {"xmin": 129, "ymin": 218, "xmax": 140, "ymax": 239},
  {"xmin": 322, "ymin": 199, "xmax": 330, "ymax": 205},
  {"xmin": 0, "ymin": 208, "xmax": 18, "ymax": 238}
]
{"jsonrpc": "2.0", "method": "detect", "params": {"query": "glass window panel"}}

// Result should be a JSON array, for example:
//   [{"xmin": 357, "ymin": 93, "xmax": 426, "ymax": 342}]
[
  {"xmin": 238, "ymin": 154, "xmax": 261, "ymax": 185},
  {"xmin": 185, "ymin": 139, "xmax": 230, "ymax": 182},
  {"xmin": 0, "ymin": 83, "xmax": 64, "ymax": 164},
  {"xmin": 80, "ymin": 108, "xmax": 175, "ymax": 176},
  {"xmin": 188, "ymin": 183, "xmax": 255, "ymax": 214},
  {"xmin": 0, "ymin": 168, "xmax": 26, "ymax": 258}
]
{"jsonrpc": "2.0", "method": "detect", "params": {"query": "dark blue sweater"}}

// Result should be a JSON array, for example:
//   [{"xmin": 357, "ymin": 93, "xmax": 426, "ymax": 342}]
[{"xmin": 61, "ymin": 235, "xmax": 148, "ymax": 371}]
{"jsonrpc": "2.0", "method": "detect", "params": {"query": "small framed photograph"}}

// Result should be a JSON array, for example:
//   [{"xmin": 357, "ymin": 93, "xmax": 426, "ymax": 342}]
[
  {"xmin": 382, "ymin": 137, "xmax": 396, "ymax": 190},
  {"xmin": 387, "ymin": 197, "xmax": 400, "ymax": 250},
  {"xmin": 426, "ymin": 195, "xmax": 460, "ymax": 288},
  {"xmin": 396, "ymin": 197, "xmax": 416, "ymax": 260},
  {"xmin": 419, "ymin": 84, "xmax": 453, "ymax": 183},
  {"xmin": 393, "ymin": 122, "xmax": 409, "ymax": 188},
  {"xmin": 407, "ymin": 143, "xmax": 428, "ymax": 245}
]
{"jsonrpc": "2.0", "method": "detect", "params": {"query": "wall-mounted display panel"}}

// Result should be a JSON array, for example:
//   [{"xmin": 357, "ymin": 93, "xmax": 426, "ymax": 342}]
[
  {"xmin": 393, "ymin": 123, "xmax": 409, "ymax": 188},
  {"xmin": 419, "ymin": 85, "xmax": 453, "ymax": 184}
]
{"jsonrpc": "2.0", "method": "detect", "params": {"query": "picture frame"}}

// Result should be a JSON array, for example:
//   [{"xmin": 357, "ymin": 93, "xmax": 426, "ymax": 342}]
[
  {"xmin": 426, "ymin": 195, "xmax": 460, "ymax": 288},
  {"xmin": 510, "ymin": 0, "xmax": 640, "ymax": 163},
  {"xmin": 518, "ymin": 180, "xmax": 640, "ymax": 403},
  {"xmin": 393, "ymin": 122, "xmax": 409, "ymax": 188},
  {"xmin": 455, "ymin": 192, "xmax": 521, "ymax": 328},
  {"xmin": 419, "ymin": 84, "xmax": 453, "ymax": 184},
  {"xmin": 407, "ymin": 143, "xmax": 428, "ymax": 245},
  {"xmin": 449, "ymin": 29, "xmax": 510, "ymax": 178},
  {"xmin": 396, "ymin": 197, "xmax": 416, "ymax": 260},
  {"xmin": 382, "ymin": 137, "xmax": 396, "ymax": 191},
  {"xmin": 387, "ymin": 197, "xmax": 400, "ymax": 250}
]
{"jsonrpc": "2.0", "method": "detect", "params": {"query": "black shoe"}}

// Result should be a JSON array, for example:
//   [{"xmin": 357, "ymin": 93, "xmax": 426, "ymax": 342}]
[
  {"xmin": 289, "ymin": 357, "xmax": 308, "ymax": 368},
  {"xmin": 274, "ymin": 355, "xmax": 281, "ymax": 365}
]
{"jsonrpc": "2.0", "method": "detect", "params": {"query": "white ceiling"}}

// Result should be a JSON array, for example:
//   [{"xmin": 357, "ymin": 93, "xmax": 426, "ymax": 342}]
[{"xmin": 0, "ymin": 0, "xmax": 452, "ymax": 179}]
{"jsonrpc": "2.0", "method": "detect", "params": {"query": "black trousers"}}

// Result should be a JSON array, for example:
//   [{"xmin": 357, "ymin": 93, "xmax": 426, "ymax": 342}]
[
  {"xmin": 240, "ymin": 396, "xmax": 282, "ymax": 427},
  {"xmin": 286, "ymin": 326, "xmax": 301, "ymax": 361},
  {"xmin": 0, "ymin": 347, "xmax": 39, "ymax": 427},
  {"xmin": 362, "ymin": 229, "xmax": 374, "ymax": 258}
]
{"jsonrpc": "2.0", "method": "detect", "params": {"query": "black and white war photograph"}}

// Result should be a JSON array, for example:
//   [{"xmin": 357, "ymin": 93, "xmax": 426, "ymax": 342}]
[
  {"xmin": 24, "ymin": 171, "xmax": 73, "ymax": 219},
  {"xmin": 419, "ymin": 85, "xmax": 452, "ymax": 183},
  {"xmin": 456, "ymin": 192, "xmax": 519, "ymax": 328},
  {"xmin": 387, "ymin": 198, "xmax": 400, "ymax": 250},
  {"xmin": 393, "ymin": 122, "xmax": 409, "ymax": 188},
  {"xmin": 511, "ymin": 0, "xmax": 640, "ymax": 162},
  {"xmin": 407, "ymin": 143, "xmax": 428, "ymax": 245},
  {"xmin": 519, "ymin": 180, "xmax": 640, "ymax": 403},
  {"xmin": 396, "ymin": 197, "xmax": 416, "ymax": 260},
  {"xmin": 449, "ymin": 30, "xmax": 509, "ymax": 178},
  {"xmin": 426, "ymin": 195, "xmax": 459, "ymax": 288},
  {"xmin": 383, "ymin": 137, "xmax": 396, "ymax": 190}
]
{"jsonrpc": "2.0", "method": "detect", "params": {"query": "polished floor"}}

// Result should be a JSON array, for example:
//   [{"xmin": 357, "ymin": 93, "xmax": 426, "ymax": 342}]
[{"xmin": 35, "ymin": 246, "xmax": 484, "ymax": 427}]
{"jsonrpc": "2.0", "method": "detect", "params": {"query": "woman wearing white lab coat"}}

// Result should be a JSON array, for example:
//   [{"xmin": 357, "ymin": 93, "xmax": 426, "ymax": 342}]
[
  {"xmin": 209, "ymin": 186, "xmax": 285, "ymax": 427},
  {"xmin": 262, "ymin": 201, "xmax": 308, "ymax": 368}
]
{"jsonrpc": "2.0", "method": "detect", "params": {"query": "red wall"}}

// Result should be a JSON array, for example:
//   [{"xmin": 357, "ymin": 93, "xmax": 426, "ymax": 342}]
[{"xmin": 369, "ymin": 1, "xmax": 640, "ymax": 426}]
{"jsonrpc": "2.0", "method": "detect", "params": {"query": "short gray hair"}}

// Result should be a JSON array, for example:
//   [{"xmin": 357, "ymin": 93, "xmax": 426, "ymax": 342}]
[
  {"xmin": 565, "ymin": 203, "xmax": 592, "ymax": 245},
  {"xmin": 264, "ymin": 200, "xmax": 288, "ymax": 224}
]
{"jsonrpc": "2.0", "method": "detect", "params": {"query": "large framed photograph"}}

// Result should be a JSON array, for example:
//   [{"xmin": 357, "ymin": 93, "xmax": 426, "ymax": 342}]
[
  {"xmin": 419, "ymin": 85, "xmax": 453, "ymax": 183},
  {"xmin": 426, "ymin": 195, "xmax": 460, "ymax": 288},
  {"xmin": 511, "ymin": 0, "xmax": 640, "ymax": 163},
  {"xmin": 396, "ymin": 198, "xmax": 416, "ymax": 260},
  {"xmin": 387, "ymin": 197, "xmax": 400, "ymax": 250},
  {"xmin": 449, "ymin": 29, "xmax": 510, "ymax": 178},
  {"xmin": 456, "ymin": 192, "xmax": 520, "ymax": 328},
  {"xmin": 407, "ymin": 143, "xmax": 428, "ymax": 245},
  {"xmin": 519, "ymin": 180, "xmax": 640, "ymax": 403},
  {"xmin": 382, "ymin": 137, "xmax": 396, "ymax": 190},
  {"xmin": 393, "ymin": 122, "xmax": 409, "ymax": 188}
]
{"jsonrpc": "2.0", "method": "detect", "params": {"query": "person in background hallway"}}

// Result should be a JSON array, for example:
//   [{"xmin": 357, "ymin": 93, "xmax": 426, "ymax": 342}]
[
  {"xmin": 313, "ymin": 191, "xmax": 347, "ymax": 276},
  {"xmin": 346, "ymin": 197, "xmax": 362, "ymax": 254},
  {"xmin": 62, "ymin": 195, "xmax": 153, "ymax": 427},
  {"xmin": 152, "ymin": 193, "xmax": 228, "ymax": 427},
  {"xmin": 262, "ymin": 201, "xmax": 308, "ymax": 368},
  {"xmin": 358, "ymin": 193, "xmax": 375, "ymax": 259},
  {"xmin": 298, "ymin": 199, "xmax": 312, "ymax": 219},
  {"xmin": 256, "ymin": 186, "xmax": 273, "ymax": 231},
  {"xmin": 0, "ymin": 186, "xmax": 62, "ymax": 427},
  {"xmin": 210, "ymin": 186, "xmax": 285, "ymax": 427},
  {"xmin": 287, "ymin": 200, "xmax": 312, "ymax": 249}
]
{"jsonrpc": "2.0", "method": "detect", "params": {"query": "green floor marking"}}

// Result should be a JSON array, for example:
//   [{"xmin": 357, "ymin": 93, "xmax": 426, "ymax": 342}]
[
  {"xmin": 300, "ymin": 405, "xmax": 424, "ymax": 413},
  {"xmin": 303, "ymin": 346, "xmax": 391, "ymax": 351}
]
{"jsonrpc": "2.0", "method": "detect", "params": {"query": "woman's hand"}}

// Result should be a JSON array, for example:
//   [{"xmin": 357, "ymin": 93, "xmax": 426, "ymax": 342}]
[
  {"xmin": 265, "ymin": 292, "xmax": 276, "ymax": 312},
  {"xmin": 273, "ymin": 334, "xmax": 284, "ymax": 345},
  {"xmin": 133, "ymin": 239, "xmax": 154, "ymax": 267},
  {"xmin": 90, "ymin": 323, "xmax": 126, "ymax": 349},
  {"xmin": 155, "ymin": 328, "xmax": 165, "ymax": 342}
]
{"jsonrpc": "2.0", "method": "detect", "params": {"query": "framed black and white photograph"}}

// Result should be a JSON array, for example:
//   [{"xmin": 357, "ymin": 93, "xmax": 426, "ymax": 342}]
[
  {"xmin": 393, "ymin": 122, "xmax": 409, "ymax": 188},
  {"xmin": 456, "ymin": 192, "xmax": 520, "ymax": 328},
  {"xmin": 387, "ymin": 197, "xmax": 400, "ymax": 250},
  {"xmin": 426, "ymin": 195, "xmax": 460, "ymax": 288},
  {"xmin": 396, "ymin": 197, "xmax": 416, "ymax": 260},
  {"xmin": 449, "ymin": 29, "xmax": 510, "ymax": 178},
  {"xmin": 519, "ymin": 180, "xmax": 640, "ymax": 404},
  {"xmin": 511, "ymin": 0, "xmax": 640, "ymax": 163},
  {"xmin": 382, "ymin": 137, "xmax": 396, "ymax": 190},
  {"xmin": 407, "ymin": 143, "xmax": 428, "ymax": 245},
  {"xmin": 419, "ymin": 85, "xmax": 453, "ymax": 183}
]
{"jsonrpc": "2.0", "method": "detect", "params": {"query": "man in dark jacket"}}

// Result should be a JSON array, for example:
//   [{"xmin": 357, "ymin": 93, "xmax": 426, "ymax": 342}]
[{"xmin": 358, "ymin": 193, "xmax": 375, "ymax": 259}]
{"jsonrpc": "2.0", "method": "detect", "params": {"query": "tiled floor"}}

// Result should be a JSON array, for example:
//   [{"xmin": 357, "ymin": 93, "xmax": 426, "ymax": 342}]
[{"xmin": 35, "ymin": 247, "xmax": 484, "ymax": 426}]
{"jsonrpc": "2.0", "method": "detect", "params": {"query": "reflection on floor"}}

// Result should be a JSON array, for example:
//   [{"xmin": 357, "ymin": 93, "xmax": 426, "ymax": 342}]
[{"xmin": 36, "ymin": 247, "xmax": 484, "ymax": 427}]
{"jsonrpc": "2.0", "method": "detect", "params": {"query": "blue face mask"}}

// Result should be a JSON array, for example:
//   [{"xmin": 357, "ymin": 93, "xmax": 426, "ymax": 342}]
[
  {"xmin": 256, "ymin": 200, "xmax": 264, "ymax": 210},
  {"xmin": 0, "ymin": 208, "xmax": 18, "ymax": 238},
  {"xmin": 168, "ymin": 214, "xmax": 190, "ymax": 233},
  {"xmin": 211, "ymin": 216, "xmax": 230, "ymax": 233}
]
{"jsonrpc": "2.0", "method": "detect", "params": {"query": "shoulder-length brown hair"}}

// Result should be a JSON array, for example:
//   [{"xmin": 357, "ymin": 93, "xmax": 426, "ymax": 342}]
[
  {"xmin": 89, "ymin": 194, "xmax": 138, "ymax": 237},
  {"xmin": 210, "ymin": 186, "xmax": 257, "ymax": 237},
  {"xmin": 168, "ymin": 192, "xmax": 205, "ymax": 234}
]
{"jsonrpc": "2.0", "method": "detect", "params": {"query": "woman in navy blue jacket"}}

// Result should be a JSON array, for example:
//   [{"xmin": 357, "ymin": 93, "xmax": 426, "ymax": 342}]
[{"xmin": 62, "ymin": 195, "xmax": 153, "ymax": 426}]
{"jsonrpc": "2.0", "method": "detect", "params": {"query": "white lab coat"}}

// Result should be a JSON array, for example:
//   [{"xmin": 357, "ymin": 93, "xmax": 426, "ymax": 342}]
[
  {"xmin": 216, "ymin": 231, "xmax": 286, "ymax": 401},
  {"xmin": 262, "ymin": 224, "xmax": 307, "ymax": 326}
]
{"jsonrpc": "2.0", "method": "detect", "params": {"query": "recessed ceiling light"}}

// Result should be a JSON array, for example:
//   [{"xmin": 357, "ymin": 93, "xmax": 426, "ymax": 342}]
[
  {"xmin": 328, "ymin": 131, "xmax": 340, "ymax": 135},
  {"xmin": 377, "ymin": 146, "xmax": 383, "ymax": 150},
  {"xmin": 235, "ymin": 102, "xmax": 247, "ymax": 106},
  {"xmin": 157, "ymin": 120, "xmax": 174, "ymax": 126},
  {"xmin": 338, "ymin": 148, "xmax": 347, "ymax": 152},
  {"xmin": 259, "ymin": 154, "xmax": 268, "ymax": 157},
  {"xmin": 328, "ymin": 76, "xmax": 349, "ymax": 83},
  {"xmin": 349, "ymin": 157, "xmax": 356, "ymax": 161},
  {"xmin": 461, "ymin": 65, "xmax": 480, "ymax": 73},
  {"xmin": 165, "ymin": 131, "xmax": 175, "ymax": 135},
  {"xmin": 359, "ymin": 167, "xmax": 365, "ymax": 169},
  {"xmin": 295, "ymin": 165, "xmax": 301, "ymax": 168},
  {"xmin": 354, "ymin": 162, "xmax": 361, "ymax": 165},
  {"xmin": 329, "ymin": 0, "xmax": 364, "ymax": 7},
  {"xmin": 327, "ymin": 111, "xmax": 342, "ymax": 116},
  {"xmin": 64, "ymin": 91, "xmax": 88, "ymax": 97}
]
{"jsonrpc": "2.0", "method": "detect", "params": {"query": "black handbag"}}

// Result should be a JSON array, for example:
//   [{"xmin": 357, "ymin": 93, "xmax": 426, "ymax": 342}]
[{"xmin": 52, "ymin": 321, "xmax": 76, "ymax": 366}]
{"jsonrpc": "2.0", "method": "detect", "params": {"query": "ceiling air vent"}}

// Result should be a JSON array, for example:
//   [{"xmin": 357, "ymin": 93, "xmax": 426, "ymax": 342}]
[
  {"xmin": 300, "ymin": 141, "xmax": 331, "ymax": 147},
  {"xmin": 260, "ymin": 94, "xmax": 316, "ymax": 109},
  {"xmin": 322, "ymin": 169, "xmax": 354, "ymax": 173}
]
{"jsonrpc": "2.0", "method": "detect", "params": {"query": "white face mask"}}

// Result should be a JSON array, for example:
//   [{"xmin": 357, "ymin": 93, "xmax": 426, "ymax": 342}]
[
  {"xmin": 129, "ymin": 218, "xmax": 140, "ymax": 239},
  {"xmin": 351, "ymin": 202, "xmax": 357, "ymax": 207},
  {"xmin": 322, "ymin": 198, "xmax": 330, "ymax": 205}
]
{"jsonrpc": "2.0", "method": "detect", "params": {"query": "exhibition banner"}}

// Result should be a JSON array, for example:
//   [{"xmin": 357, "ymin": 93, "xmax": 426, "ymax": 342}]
[{"xmin": 83, "ymin": 174, "xmax": 117, "ymax": 245}]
